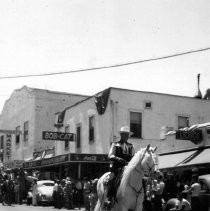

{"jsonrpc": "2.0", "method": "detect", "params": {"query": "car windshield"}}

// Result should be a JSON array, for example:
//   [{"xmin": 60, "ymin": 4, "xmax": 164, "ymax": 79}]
[
  {"xmin": 41, "ymin": 183, "xmax": 54, "ymax": 186},
  {"xmin": 38, "ymin": 182, "xmax": 54, "ymax": 186},
  {"xmin": 200, "ymin": 180, "xmax": 208, "ymax": 191}
]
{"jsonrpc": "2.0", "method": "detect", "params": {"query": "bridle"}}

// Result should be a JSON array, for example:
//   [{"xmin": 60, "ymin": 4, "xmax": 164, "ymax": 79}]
[{"xmin": 128, "ymin": 146, "xmax": 158, "ymax": 210}]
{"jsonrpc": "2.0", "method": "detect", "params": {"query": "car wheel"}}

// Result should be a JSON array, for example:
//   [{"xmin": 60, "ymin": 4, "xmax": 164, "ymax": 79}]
[
  {"xmin": 37, "ymin": 201, "xmax": 42, "ymax": 206},
  {"xmin": 36, "ymin": 196, "xmax": 41, "ymax": 206}
]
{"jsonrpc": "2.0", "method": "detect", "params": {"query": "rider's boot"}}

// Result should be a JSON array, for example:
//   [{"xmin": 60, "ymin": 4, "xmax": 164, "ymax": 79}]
[
  {"xmin": 104, "ymin": 187, "xmax": 112, "ymax": 207},
  {"xmin": 104, "ymin": 173, "xmax": 115, "ymax": 208}
]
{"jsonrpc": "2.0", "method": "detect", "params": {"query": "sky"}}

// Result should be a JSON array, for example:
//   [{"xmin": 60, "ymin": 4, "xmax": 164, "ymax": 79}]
[{"xmin": 0, "ymin": 0, "xmax": 210, "ymax": 113}]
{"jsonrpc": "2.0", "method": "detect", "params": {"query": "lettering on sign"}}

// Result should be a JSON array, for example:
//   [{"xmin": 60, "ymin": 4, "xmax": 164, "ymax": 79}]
[
  {"xmin": 176, "ymin": 129, "xmax": 202, "ymax": 144},
  {"xmin": 83, "ymin": 156, "xmax": 97, "ymax": 161},
  {"xmin": 4, "ymin": 160, "xmax": 24, "ymax": 169},
  {"xmin": 6, "ymin": 134, "xmax": 11, "ymax": 157},
  {"xmin": 70, "ymin": 153, "xmax": 108, "ymax": 162},
  {"xmin": 42, "ymin": 131, "xmax": 75, "ymax": 141},
  {"xmin": 41, "ymin": 158, "xmax": 54, "ymax": 166},
  {"xmin": 23, "ymin": 154, "xmax": 70, "ymax": 168},
  {"xmin": 0, "ymin": 129, "xmax": 22, "ymax": 134}
]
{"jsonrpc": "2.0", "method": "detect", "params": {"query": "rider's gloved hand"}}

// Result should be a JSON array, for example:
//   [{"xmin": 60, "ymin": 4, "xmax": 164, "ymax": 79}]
[{"xmin": 117, "ymin": 158, "xmax": 126, "ymax": 165}]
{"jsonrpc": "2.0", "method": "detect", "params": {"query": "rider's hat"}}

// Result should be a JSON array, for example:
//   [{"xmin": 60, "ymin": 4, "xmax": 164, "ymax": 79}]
[{"xmin": 119, "ymin": 126, "xmax": 133, "ymax": 135}]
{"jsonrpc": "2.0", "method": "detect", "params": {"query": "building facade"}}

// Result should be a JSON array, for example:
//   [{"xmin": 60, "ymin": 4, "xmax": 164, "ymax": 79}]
[
  {"xmin": 0, "ymin": 86, "xmax": 88, "ymax": 164},
  {"xmin": 44, "ymin": 87, "xmax": 210, "ymax": 179},
  {"xmin": 56, "ymin": 87, "xmax": 210, "ymax": 155}
]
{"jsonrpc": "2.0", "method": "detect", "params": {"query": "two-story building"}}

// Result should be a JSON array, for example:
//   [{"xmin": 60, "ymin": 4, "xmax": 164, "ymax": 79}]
[
  {"xmin": 0, "ymin": 86, "xmax": 88, "ymax": 169},
  {"xmin": 23, "ymin": 87, "xmax": 210, "ymax": 180}
]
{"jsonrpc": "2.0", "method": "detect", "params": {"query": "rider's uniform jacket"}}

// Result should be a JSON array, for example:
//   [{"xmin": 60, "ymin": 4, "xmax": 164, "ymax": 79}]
[{"xmin": 108, "ymin": 140, "xmax": 135, "ymax": 172}]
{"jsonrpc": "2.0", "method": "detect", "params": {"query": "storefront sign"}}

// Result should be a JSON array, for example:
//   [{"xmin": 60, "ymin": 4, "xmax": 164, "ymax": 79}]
[
  {"xmin": 0, "ymin": 129, "xmax": 22, "ymax": 134},
  {"xmin": 83, "ymin": 155, "xmax": 97, "ymax": 161},
  {"xmin": 23, "ymin": 153, "xmax": 108, "ymax": 169},
  {"xmin": 4, "ymin": 160, "xmax": 24, "ymax": 169},
  {"xmin": 23, "ymin": 154, "xmax": 70, "ymax": 168},
  {"xmin": 176, "ymin": 129, "xmax": 202, "ymax": 143},
  {"xmin": 6, "ymin": 134, "xmax": 11, "ymax": 157},
  {"xmin": 40, "ymin": 157, "xmax": 55, "ymax": 166},
  {"xmin": 70, "ymin": 153, "xmax": 108, "ymax": 162},
  {"xmin": 41, "ymin": 154, "xmax": 69, "ymax": 166},
  {"xmin": 42, "ymin": 131, "xmax": 75, "ymax": 141}
]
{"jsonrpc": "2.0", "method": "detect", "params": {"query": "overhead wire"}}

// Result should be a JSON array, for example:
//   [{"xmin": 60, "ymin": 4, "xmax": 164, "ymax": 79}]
[{"xmin": 0, "ymin": 47, "xmax": 210, "ymax": 79}]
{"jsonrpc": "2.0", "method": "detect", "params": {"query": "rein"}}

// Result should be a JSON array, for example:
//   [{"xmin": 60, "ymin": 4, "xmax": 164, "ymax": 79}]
[{"xmin": 128, "ymin": 149, "xmax": 156, "ymax": 211}]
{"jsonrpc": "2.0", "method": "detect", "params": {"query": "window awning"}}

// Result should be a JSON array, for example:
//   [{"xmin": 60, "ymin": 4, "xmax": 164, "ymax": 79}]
[
  {"xmin": 159, "ymin": 150, "xmax": 197, "ymax": 169},
  {"xmin": 165, "ymin": 122, "xmax": 210, "ymax": 136},
  {"xmin": 177, "ymin": 148, "xmax": 210, "ymax": 167},
  {"xmin": 24, "ymin": 157, "xmax": 33, "ymax": 162},
  {"xmin": 44, "ymin": 154, "xmax": 53, "ymax": 159},
  {"xmin": 34, "ymin": 156, "xmax": 41, "ymax": 161}
]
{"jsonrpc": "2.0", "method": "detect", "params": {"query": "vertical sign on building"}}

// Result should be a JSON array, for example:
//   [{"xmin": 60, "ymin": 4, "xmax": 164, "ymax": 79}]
[
  {"xmin": 6, "ymin": 134, "xmax": 11, "ymax": 159},
  {"xmin": 0, "ymin": 135, "xmax": 4, "ymax": 162}
]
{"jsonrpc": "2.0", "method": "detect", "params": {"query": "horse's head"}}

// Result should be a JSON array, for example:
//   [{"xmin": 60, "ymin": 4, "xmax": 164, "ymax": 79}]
[{"xmin": 140, "ymin": 144, "xmax": 159, "ymax": 175}]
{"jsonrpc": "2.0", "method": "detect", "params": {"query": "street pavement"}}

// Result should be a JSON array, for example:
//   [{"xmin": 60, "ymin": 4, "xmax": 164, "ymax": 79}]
[{"xmin": 0, "ymin": 204, "xmax": 86, "ymax": 211}]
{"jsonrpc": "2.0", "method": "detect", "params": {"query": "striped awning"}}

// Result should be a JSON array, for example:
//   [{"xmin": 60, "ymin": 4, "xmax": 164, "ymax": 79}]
[
  {"xmin": 159, "ymin": 149, "xmax": 197, "ymax": 169},
  {"xmin": 177, "ymin": 148, "xmax": 210, "ymax": 167}
]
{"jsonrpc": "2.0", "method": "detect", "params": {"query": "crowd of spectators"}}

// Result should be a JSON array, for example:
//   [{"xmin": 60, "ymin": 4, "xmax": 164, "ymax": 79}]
[
  {"xmin": 0, "ymin": 168, "xmax": 30, "ymax": 206},
  {"xmin": 51, "ymin": 177, "xmax": 98, "ymax": 210},
  {"xmin": 0, "ymin": 167, "xmax": 98, "ymax": 211},
  {"xmin": 0, "ymin": 166, "xmax": 205, "ymax": 211},
  {"xmin": 143, "ymin": 168, "xmax": 203, "ymax": 211}
]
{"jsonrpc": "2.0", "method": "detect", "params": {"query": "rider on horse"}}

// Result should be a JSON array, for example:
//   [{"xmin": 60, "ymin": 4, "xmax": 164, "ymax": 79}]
[{"xmin": 104, "ymin": 126, "xmax": 135, "ymax": 207}]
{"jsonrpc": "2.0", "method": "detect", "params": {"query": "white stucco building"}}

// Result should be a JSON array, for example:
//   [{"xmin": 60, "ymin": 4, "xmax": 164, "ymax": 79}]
[
  {"xmin": 0, "ymin": 86, "xmax": 88, "ymax": 163},
  {"xmin": 55, "ymin": 87, "xmax": 210, "ymax": 156}
]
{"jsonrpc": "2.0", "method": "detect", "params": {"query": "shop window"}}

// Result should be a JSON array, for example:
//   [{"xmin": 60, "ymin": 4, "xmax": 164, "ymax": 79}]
[
  {"xmin": 65, "ymin": 125, "xmax": 70, "ymax": 149},
  {"xmin": 178, "ymin": 116, "xmax": 189, "ymax": 129},
  {"xmin": 24, "ymin": 121, "xmax": 29, "ymax": 142},
  {"xmin": 130, "ymin": 111, "xmax": 142, "ymax": 138},
  {"xmin": 16, "ymin": 126, "xmax": 20, "ymax": 145},
  {"xmin": 89, "ymin": 116, "xmax": 95, "ymax": 142}
]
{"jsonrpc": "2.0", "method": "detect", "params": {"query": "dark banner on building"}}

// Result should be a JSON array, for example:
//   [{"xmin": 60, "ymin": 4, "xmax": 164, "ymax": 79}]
[{"xmin": 94, "ymin": 88, "xmax": 110, "ymax": 115}]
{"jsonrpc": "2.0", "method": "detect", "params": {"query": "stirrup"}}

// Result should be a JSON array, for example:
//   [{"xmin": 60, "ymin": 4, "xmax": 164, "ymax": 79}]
[{"xmin": 104, "ymin": 199, "xmax": 112, "ymax": 209}]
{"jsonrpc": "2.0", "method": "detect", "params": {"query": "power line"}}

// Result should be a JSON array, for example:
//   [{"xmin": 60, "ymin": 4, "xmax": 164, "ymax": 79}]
[{"xmin": 0, "ymin": 47, "xmax": 210, "ymax": 80}]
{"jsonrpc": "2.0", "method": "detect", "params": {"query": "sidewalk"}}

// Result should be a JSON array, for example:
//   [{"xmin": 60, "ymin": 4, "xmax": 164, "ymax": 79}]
[{"xmin": 0, "ymin": 203, "xmax": 86, "ymax": 211}]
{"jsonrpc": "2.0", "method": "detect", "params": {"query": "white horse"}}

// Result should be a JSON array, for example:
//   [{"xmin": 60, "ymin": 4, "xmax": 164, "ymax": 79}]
[{"xmin": 94, "ymin": 145, "xmax": 158, "ymax": 211}]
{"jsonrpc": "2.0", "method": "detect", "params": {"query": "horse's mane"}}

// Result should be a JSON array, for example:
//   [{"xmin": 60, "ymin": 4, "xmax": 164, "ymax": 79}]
[{"xmin": 120, "ymin": 148, "xmax": 146, "ymax": 191}]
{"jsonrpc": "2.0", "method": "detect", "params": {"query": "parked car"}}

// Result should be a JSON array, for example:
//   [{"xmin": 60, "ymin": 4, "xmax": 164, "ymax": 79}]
[
  {"xmin": 36, "ymin": 180, "xmax": 55, "ymax": 205},
  {"xmin": 199, "ymin": 174, "xmax": 210, "ymax": 211}
]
